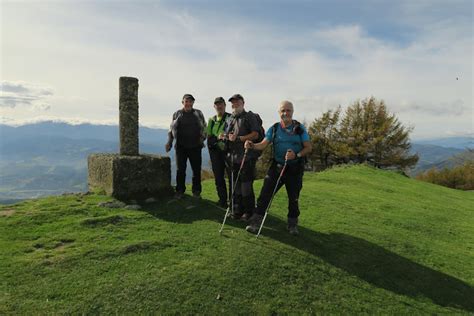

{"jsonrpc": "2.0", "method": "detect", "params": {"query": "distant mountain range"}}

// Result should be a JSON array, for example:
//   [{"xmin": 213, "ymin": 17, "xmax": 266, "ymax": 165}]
[
  {"xmin": 409, "ymin": 144, "xmax": 463, "ymax": 175},
  {"xmin": 0, "ymin": 122, "xmax": 169, "ymax": 144},
  {"xmin": 412, "ymin": 136, "xmax": 473, "ymax": 149},
  {"xmin": 0, "ymin": 122, "xmax": 209, "ymax": 203},
  {"xmin": 0, "ymin": 122, "xmax": 472, "ymax": 203}
]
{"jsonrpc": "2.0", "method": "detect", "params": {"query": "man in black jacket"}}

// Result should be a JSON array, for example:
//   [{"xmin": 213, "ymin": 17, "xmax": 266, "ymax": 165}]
[
  {"xmin": 166, "ymin": 94, "xmax": 207, "ymax": 199},
  {"xmin": 220, "ymin": 94, "xmax": 260, "ymax": 220}
]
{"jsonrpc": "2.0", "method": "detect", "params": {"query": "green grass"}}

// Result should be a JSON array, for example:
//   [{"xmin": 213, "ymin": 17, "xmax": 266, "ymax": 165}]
[{"xmin": 1, "ymin": 165, "xmax": 473, "ymax": 314}]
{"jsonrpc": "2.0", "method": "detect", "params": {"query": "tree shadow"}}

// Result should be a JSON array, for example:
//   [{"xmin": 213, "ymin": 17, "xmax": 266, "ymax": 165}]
[{"xmin": 141, "ymin": 196, "xmax": 474, "ymax": 312}]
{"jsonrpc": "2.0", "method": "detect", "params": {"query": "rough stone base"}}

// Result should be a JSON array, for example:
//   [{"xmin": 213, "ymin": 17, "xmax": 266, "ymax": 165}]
[{"xmin": 88, "ymin": 153, "xmax": 172, "ymax": 201}]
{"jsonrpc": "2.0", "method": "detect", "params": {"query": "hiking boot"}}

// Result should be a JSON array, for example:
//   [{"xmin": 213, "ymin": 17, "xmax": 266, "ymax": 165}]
[
  {"xmin": 288, "ymin": 226, "xmax": 299, "ymax": 235},
  {"xmin": 230, "ymin": 212, "xmax": 243, "ymax": 220},
  {"xmin": 245, "ymin": 214, "xmax": 264, "ymax": 234},
  {"xmin": 174, "ymin": 192, "xmax": 184, "ymax": 200},
  {"xmin": 288, "ymin": 217, "xmax": 299, "ymax": 236},
  {"xmin": 240, "ymin": 212, "xmax": 252, "ymax": 222},
  {"xmin": 192, "ymin": 192, "xmax": 201, "ymax": 199}
]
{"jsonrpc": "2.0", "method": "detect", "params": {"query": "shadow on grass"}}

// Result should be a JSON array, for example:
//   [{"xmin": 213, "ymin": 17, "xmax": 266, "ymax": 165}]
[{"xmin": 142, "ymin": 196, "xmax": 474, "ymax": 313}]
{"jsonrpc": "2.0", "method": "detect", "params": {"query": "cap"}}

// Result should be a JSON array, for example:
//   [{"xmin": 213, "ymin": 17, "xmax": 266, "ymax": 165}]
[
  {"xmin": 182, "ymin": 94, "xmax": 195, "ymax": 101},
  {"xmin": 214, "ymin": 97, "xmax": 226, "ymax": 104},
  {"xmin": 228, "ymin": 94, "xmax": 244, "ymax": 102}
]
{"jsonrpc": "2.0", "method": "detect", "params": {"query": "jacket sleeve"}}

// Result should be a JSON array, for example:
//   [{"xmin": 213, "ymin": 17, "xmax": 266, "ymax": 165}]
[
  {"xmin": 206, "ymin": 117, "xmax": 213, "ymax": 139},
  {"xmin": 167, "ymin": 111, "xmax": 178, "ymax": 145},
  {"xmin": 198, "ymin": 110, "xmax": 207, "ymax": 139}
]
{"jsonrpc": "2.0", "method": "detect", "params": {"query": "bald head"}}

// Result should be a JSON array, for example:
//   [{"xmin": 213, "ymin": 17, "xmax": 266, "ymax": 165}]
[
  {"xmin": 279, "ymin": 100, "xmax": 294, "ymax": 111},
  {"xmin": 279, "ymin": 100, "xmax": 294, "ymax": 125}
]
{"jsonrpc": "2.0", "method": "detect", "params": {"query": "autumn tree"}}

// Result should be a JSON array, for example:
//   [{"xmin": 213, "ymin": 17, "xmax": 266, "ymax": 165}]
[
  {"xmin": 307, "ymin": 106, "xmax": 345, "ymax": 170},
  {"xmin": 308, "ymin": 97, "xmax": 419, "ymax": 170}
]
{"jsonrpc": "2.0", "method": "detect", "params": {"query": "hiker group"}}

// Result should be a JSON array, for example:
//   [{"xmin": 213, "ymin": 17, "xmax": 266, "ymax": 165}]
[{"xmin": 165, "ymin": 94, "xmax": 312, "ymax": 235}]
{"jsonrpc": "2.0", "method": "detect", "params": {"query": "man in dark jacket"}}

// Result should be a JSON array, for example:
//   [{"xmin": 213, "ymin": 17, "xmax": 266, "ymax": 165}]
[
  {"xmin": 207, "ymin": 97, "xmax": 231, "ymax": 208},
  {"xmin": 166, "ymin": 94, "xmax": 207, "ymax": 199},
  {"xmin": 220, "ymin": 94, "xmax": 260, "ymax": 221}
]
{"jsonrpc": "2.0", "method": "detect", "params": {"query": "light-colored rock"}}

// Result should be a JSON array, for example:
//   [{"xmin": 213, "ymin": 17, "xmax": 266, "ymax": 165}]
[
  {"xmin": 98, "ymin": 201, "xmax": 127, "ymax": 208},
  {"xmin": 125, "ymin": 204, "xmax": 142, "ymax": 210}
]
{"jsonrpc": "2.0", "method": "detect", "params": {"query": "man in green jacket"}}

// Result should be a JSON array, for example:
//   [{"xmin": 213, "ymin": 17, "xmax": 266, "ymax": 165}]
[{"xmin": 207, "ymin": 97, "xmax": 231, "ymax": 208}]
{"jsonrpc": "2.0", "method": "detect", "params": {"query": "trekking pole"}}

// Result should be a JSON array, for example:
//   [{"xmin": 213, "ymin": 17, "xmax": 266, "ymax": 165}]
[
  {"xmin": 220, "ymin": 154, "xmax": 233, "ymax": 233},
  {"xmin": 220, "ymin": 149, "xmax": 248, "ymax": 233},
  {"xmin": 256, "ymin": 153, "xmax": 289, "ymax": 239}
]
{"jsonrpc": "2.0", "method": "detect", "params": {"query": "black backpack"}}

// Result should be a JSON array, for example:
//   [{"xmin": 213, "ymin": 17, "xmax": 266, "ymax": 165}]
[
  {"xmin": 244, "ymin": 111, "xmax": 265, "ymax": 143},
  {"xmin": 226, "ymin": 111, "xmax": 265, "ymax": 142},
  {"xmin": 242, "ymin": 111, "xmax": 265, "ymax": 159},
  {"xmin": 271, "ymin": 120, "xmax": 304, "ymax": 142},
  {"xmin": 225, "ymin": 111, "xmax": 265, "ymax": 159}
]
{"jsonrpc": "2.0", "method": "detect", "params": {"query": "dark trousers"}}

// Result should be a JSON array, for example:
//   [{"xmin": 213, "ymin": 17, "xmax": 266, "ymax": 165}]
[
  {"xmin": 230, "ymin": 158, "xmax": 256, "ymax": 215},
  {"xmin": 209, "ymin": 148, "xmax": 231, "ymax": 204},
  {"xmin": 256, "ymin": 161, "xmax": 304, "ymax": 219},
  {"xmin": 175, "ymin": 146, "xmax": 202, "ymax": 194}
]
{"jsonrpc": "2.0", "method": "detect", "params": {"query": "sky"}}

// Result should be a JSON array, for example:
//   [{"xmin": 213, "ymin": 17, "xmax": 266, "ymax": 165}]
[{"xmin": 1, "ymin": 0, "xmax": 472, "ymax": 139}]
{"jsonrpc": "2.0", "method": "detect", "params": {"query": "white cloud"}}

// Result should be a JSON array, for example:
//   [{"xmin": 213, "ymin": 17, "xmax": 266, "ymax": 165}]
[
  {"xmin": 0, "ymin": 81, "xmax": 54, "ymax": 110},
  {"xmin": 31, "ymin": 104, "xmax": 51, "ymax": 111},
  {"xmin": 0, "ymin": 115, "xmax": 117, "ymax": 127},
  {"xmin": 1, "ymin": 2, "xmax": 472, "ymax": 139}
]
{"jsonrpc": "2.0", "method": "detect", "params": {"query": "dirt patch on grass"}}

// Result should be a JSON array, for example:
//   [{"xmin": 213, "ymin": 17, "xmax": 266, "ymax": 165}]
[
  {"xmin": 0, "ymin": 209, "xmax": 16, "ymax": 217},
  {"xmin": 80, "ymin": 215, "xmax": 124, "ymax": 227},
  {"xmin": 55, "ymin": 244, "xmax": 66, "ymax": 251},
  {"xmin": 121, "ymin": 241, "xmax": 174, "ymax": 255},
  {"xmin": 33, "ymin": 243, "xmax": 44, "ymax": 249},
  {"xmin": 54, "ymin": 239, "xmax": 75, "ymax": 251}
]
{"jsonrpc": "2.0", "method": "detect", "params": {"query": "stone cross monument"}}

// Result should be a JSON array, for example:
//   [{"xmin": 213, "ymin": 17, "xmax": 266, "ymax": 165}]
[
  {"xmin": 87, "ymin": 77, "xmax": 172, "ymax": 201},
  {"xmin": 119, "ymin": 77, "xmax": 139, "ymax": 156}
]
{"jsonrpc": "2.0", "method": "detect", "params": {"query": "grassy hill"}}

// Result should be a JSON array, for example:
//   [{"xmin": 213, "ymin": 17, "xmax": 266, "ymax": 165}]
[{"xmin": 1, "ymin": 165, "xmax": 473, "ymax": 314}]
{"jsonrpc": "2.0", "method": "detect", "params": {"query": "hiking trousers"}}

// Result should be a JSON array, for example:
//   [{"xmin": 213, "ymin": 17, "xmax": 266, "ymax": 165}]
[
  {"xmin": 230, "ymin": 158, "xmax": 256, "ymax": 215},
  {"xmin": 255, "ymin": 161, "xmax": 304, "ymax": 219},
  {"xmin": 209, "ymin": 148, "xmax": 231, "ymax": 204},
  {"xmin": 175, "ymin": 146, "xmax": 202, "ymax": 194}
]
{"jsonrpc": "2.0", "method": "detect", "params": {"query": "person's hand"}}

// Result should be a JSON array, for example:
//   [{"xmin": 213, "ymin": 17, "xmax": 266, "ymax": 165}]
[
  {"xmin": 285, "ymin": 149, "xmax": 296, "ymax": 161},
  {"xmin": 244, "ymin": 140, "xmax": 254, "ymax": 149},
  {"xmin": 228, "ymin": 133, "xmax": 237, "ymax": 142},
  {"xmin": 218, "ymin": 133, "xmax": 226, "ymax": 140},
  {"xmin": 165, "ymin": 142, "xmax": 172, "ymax": 153}
]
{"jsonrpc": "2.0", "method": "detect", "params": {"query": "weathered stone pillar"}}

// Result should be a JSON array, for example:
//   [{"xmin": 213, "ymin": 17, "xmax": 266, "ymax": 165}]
[
  {"xmin": 87, "ymin": 76, "xmax": 172, "ymax": 201},
  {"xmin": 119, "ymin": 77, "xmax": 139, "ymax": 156}
]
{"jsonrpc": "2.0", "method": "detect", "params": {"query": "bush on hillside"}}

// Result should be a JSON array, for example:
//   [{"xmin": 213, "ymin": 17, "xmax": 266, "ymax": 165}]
[
  {"xmin": 416, "ymin": 161, "xmax": 474, "ymax": 190},
  {"xmin": 201, "ymin": 168, "xmax": 214, "ymax": 181},
  {"xmin": 255, "ymin": 145, "xmax": 273, "ymax": 179}
]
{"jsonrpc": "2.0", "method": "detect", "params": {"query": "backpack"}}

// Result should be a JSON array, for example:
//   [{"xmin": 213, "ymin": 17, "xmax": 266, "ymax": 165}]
[
  {"xmin": 244, "ymin": 111, "xmax": 265, "ymax": 143},
  {"xmin": 271, "ymin": 120, "xmax": 306, "ymax": 163},
  {"xmin": 243, "ymin": 111, "xmax": 265, "ymax": 158},
  {"xmin": 225, "ymin": 111, "xmax": 265, "ymax": 159}
]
